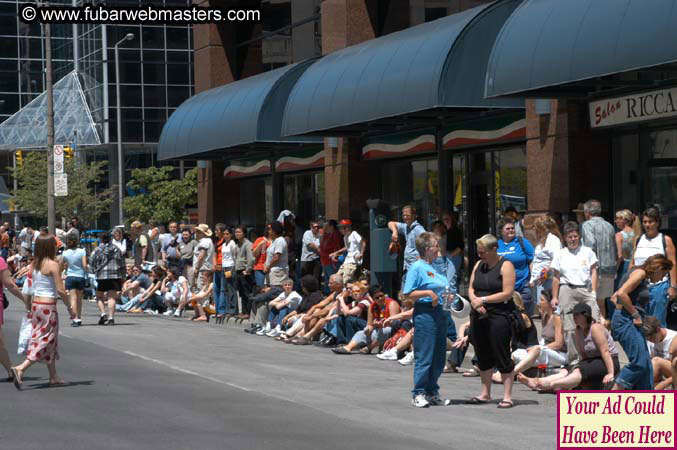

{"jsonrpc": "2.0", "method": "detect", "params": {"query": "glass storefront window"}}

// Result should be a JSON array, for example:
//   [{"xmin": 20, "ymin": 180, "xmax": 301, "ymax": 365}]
[
  {"xmin": 240, "ymin": 177, "xmax": 273, "ymax": 234},
  {"xmin": 650, "ymin": 129, "xmax": 677, "ymax": 159},
  {"xmin": 612, "ymin": 133, "xmax": 640, "ymax": 213},
  {"xmin": 380, "ymin": 158, "xmax": 439, "ymax": 228},
  {"xmin": 494, "ymin": 147, "xmax": 527, "ymax": 214},
  {"xmin": 283, "ymin": 171, "xmax": 325, "ymax": 228},
  {"xmin": 648, "ymin": 127, "xmax": 677, "ymax": 230}
]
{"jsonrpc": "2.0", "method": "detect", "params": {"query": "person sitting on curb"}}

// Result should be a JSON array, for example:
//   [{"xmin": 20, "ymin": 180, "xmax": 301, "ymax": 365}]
[
  {"xmin": 278, "ymin": 274, "xmax": 344, "ymax": 344},
  {"xmin": 160, "ymin": 267, "xmax": 189, "ymax": 317},
  {"xmin": 643, "ymin": 315, "xmax": 677, "ymax": 389},
  {"xmin": 129, "ymin": 266, "xmax": 166, "ymax": 314},
  {"xmin": 332, "ymin": 284, "xmax": 400, "ymax": 354},
  {"xmin": 190, "ymin": 272, "xmax": 214, "ymax": 322},
  {"xmin": 258, "ymin": 278, "xmax": 302, "ymax": 337}
]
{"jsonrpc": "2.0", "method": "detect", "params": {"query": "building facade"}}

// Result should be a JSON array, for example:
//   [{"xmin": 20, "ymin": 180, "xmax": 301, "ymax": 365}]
[{"xmin": 0, "ymin": 0, "xmax": 195, "ymax": 227}]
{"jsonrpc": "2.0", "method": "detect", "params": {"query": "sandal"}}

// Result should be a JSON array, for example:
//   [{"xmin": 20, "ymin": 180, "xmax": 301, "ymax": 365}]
[
  {"xmin": 443, "ymin": 364, "xmax": 458, "ymax": 373},
  {"xmin": 292, "ymin": 337, "xmax": 311, "ymax": 346},
  {"xmin": 497, "ymin": 400, "xmax": 514, "ymax": 409},
  {"xmin": 464, "ymin": 396, "xmax": 491, "ymax": 404},
  {"xmin": 462, "ymin": 368, "xmax": 480, "ymax": 377},
  {"xmin": 331, "ymin": 347, "xmax": 352, "ymax": 355},
  {"xmin": 194, "ymin": 316, "xmax": 208, "ymax": 322},
  {"xmin": 11, "ymin": 367, "xmax": 22, "ymax": 391}
]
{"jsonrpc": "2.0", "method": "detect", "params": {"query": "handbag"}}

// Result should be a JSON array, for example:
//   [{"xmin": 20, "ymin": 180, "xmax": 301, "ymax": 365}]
[{"xmin": 17, "ymin": 314, "xmax": 31, "ymax": 355}]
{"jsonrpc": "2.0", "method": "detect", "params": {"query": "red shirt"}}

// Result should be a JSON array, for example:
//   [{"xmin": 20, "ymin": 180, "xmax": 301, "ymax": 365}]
[
  {"xmin": 214, "ymin": 237, "xmax": 225, "ymax": 267},
  {"xmin": 370, "ymin": 298, "xmax": 395, "ymax": 320},
  {"xmin": 252, "ymin": 237, "xmax": 270, "ymax": 271},
  {"xmin": 319, "ymin": 230, "xmax": 342, "ymax": 266}
]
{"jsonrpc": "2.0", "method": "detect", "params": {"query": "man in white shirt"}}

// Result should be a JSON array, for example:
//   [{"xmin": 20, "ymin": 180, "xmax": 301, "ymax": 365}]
[
  {"xmin": 330, "ymin": 219, "xmax": 365, "ymax": 284},
  {"xmin": 643, "ymin": 315, "xmax": 677, "ymax": 389},
  {"xmin": 551, "ymin": 221, "xmax": 600, "ymax": 363},
  {"xmin": 300, "ymin": 220, "xmax": 321, "ymax": 285}
]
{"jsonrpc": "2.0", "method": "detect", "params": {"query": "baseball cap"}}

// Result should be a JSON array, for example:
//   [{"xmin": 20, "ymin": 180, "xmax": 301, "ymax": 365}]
[
  {"xmin": 339, "ymin": 219, "xmax": 352, "ymax": 227},
  {"xmin": 569, "ymin": 303, "xmax": 592, "ymax": 316}
]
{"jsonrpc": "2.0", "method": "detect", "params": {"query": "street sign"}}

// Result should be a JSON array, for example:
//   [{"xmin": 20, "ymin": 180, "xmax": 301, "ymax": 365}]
[
  {"xmin": 54, "ymin": 144, "xmax": 64, "ymax": 174},
  {"xmin": 54, "ymin": 173, "xmax": 68, "ymax": 196}
]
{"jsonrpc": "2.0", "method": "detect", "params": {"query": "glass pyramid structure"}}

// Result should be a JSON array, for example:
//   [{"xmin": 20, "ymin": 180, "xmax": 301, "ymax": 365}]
[{"xmin": 0, "ymin": 71, "xmax": 101, "ymax": 150}]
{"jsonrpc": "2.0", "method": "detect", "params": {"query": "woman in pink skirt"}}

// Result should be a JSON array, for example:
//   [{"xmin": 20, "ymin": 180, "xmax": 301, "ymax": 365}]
[
  {"xmin": 11, "ymin": 235, "xmax": 70, "ymax": 390},
  {"xmin": 0, "ymin": 255, "xmax": 26, "ymax": 382}
]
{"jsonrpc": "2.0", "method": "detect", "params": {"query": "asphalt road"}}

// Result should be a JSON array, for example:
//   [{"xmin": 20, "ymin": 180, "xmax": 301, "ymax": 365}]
[{"xmin": 0, "ymin": 296, "xmax": 557, "ymax": 450}]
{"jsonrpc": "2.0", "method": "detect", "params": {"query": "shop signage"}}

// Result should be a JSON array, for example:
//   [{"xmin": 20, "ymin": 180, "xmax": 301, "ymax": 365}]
[{"xmin": 589, "ymin": 86, "xmax": 677, "ymax": 128}]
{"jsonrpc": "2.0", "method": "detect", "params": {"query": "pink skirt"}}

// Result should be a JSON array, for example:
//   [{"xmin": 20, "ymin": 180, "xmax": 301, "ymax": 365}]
[{"xmin": 27, "ymin": 301, "xmax": 59, "ymax": 364}]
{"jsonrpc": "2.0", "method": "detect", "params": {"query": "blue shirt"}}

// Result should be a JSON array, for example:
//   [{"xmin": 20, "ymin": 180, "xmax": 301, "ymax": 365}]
[
  {"xmin": 497, "ymin": 237, "xmax": 534, "ymax": 291},
  {"xmin": 63, "ymin": 248, "xmax": 86, "ymax": 278},
  {"xmin": 402, "ymin": 259, "xmax": 449, "ymax": 303},
  {"xmin": 396, "ymin": 220, "xmax": 425, "ymax": 270}
]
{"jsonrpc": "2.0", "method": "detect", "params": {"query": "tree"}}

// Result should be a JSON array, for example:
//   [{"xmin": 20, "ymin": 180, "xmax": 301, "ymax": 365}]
[
  {"xmin": 10, "ymin": 151, "xmax": 115, "ymax": 226},
  {"xmin": 122, "ymin": 166, "xmax": 197, "ymax": 224}
]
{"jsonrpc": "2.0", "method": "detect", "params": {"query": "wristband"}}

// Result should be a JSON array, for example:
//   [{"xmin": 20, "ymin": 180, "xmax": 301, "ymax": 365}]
[
  {"xmin": 631, "ymin": 311, "xmax": 641, "ymax": 319},
  {"xmin": 481, "ymin": 297, "xmax": 487, "ymax": 305}
]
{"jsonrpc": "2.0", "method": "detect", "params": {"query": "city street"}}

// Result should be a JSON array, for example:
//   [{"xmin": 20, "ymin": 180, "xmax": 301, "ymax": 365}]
[{"xmin": 1, "ymin": 295, "xmax": 556, "ymax": 450}]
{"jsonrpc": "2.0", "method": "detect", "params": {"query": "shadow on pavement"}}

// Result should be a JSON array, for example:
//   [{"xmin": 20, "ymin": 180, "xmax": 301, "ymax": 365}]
[{"xmin": 27, "ymin": 380, "xmax": 95, "ymax": 389}]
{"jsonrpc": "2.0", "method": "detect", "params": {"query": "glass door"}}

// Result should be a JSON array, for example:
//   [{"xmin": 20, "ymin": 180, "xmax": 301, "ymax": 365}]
[{"xmin": 647, "ymin": 128, "xmax": 677, "ymax": 240}]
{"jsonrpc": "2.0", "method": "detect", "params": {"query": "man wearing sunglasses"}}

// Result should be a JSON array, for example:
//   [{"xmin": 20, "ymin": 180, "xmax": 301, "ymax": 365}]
[{"xmin": 301, "ymin": 220, "xmax": 322, "ymax": 286}]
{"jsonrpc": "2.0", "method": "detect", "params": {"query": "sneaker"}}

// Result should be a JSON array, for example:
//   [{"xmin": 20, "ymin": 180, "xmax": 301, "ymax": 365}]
[
  {"xmin": 145, "ymin": 310, "xmax": 159, "ymax": 315},
  {"xmin": 255, "ymin": 326, "xmax": 268, "ymax": 336},
  {"xmin": 411, "ymin": 393, "xmax": 430, "ymax": 408},
  {"xmin": 70, "ymin": 320, "xmax": 82, "ymax": 328},
  {"xmin": 377, "ymin": 348, "xmax": 399, "ymax": 361},
  {"xmin": 105, "ymin": 318, "xmax": 115, "ymax": 326},
  {"xmin": 98, "ymin": 314, "xmax": 107, "ymax": 325},
  {"xmin": 163, "ymin": 309, "xmax": 174, "ymax": 316},
  {"xmin": 425, "ymin": 393, "xmax": 444, "ymax": 406},
  {"xmin": 399, "ymin": 352, "xmax": 415, "ymax": 365},
  {"xmin": 266, "ymin": 328, "xmax": 281, "ymax": 338},
  {"xmin": 173, "ymin": 310, "xmax": 182, "ymax": 318}
]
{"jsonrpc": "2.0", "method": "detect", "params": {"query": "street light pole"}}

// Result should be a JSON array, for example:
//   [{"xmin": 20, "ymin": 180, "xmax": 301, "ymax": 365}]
[
  {"xmin": 115, "ymin": 33, "xmax": 134, "ymax": 226},
  {"xmin": 45, "ymin": 22, "xmax": 55, "ymax": 235}
]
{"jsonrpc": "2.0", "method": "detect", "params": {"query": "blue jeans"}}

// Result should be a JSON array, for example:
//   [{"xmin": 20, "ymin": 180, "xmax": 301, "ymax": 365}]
[
  {"xmin": 325, "ymin": 316, "xmax": 366, "ymax": 344},
  {"xmin": 518, "ymin": 283, "xmax": 534, "ymax": 317},
  {"xmin": 322, "ymin": 263, "xmax": 338, "ymax": 295},
  {"xmin": 612, "ymin": 309, "xmax": 653, "ymax": 390},
  {"xmin": 447, "ymin": 254, "xmax": 462, "ymax": 293},
  {"xmin": 648, "ymin": 280, "xmax": 670, "ymax": 327},
  {"xmin": 412, "ymin": 302, "xmax": 447, "ymax": 397},
  {"xmin": 614, "ymin": 260, "xmax": 631, "ymax": 291},
  {"xmin": 213, "ymin": 270, "xmax": 226, "ymax": 315},
  {"xmin": 446, "ymin": 311, "xmax": 457, "ymax": 341},
  {"xmin": 223, "ymin": 269, "xmax": 238, "ymax": 315},
  {"xmin": 254, "ymin": 270, "xmax": 266, "ymax": 288},
  {"xmin": 267, "ymin": 306, "xmax": 290, "ymax": 327}
]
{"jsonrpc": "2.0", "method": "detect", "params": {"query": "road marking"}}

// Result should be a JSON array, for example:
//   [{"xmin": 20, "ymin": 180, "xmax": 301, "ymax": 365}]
[{"xmin": 123, "ymin": 350, "xmax": 253, "ymax": 392}]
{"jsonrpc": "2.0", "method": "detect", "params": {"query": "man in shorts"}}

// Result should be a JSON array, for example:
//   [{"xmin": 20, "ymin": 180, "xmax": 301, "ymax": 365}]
[{"xmin": 90, "ymin": 231, "xmax": 125, "ymax": 326}]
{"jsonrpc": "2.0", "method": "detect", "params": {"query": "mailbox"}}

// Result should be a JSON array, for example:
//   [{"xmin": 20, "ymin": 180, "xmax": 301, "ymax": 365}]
[{"xmin": 367, "ymin": 199, "xmax": 396, "ymax": 296}]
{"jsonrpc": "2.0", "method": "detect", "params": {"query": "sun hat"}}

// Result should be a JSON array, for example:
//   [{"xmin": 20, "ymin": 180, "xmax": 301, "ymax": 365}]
[{"xmin": 194, "ymin": 224, "xmax": 213, "ymax": 237}]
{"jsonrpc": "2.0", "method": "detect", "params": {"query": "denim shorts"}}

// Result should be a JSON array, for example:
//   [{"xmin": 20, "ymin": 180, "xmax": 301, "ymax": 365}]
[{"xmin": 65, "ymin": 276, "xmax": 86, "ymax": 290}]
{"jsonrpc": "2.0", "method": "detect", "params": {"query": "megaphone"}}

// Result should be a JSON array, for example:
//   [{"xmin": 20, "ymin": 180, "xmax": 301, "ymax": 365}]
[{"xmin": 450, "ymin": 294, "xmax": 471, "ymax": 319}]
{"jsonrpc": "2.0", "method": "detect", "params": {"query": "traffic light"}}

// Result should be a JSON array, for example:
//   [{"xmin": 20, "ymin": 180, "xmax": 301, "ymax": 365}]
[
  {"xmin": 64, "ymin": 145, "xmax": 73, "ymax": 158},
  {"xmin": 16, "ymin": 150, "xmax": 23, "ymax": 167}
]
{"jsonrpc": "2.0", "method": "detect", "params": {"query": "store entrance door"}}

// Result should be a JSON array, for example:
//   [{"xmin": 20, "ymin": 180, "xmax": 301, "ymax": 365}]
[
  {"xmin": 467, "ymin": 152, "xmax": 496, "ymax": 269},
  {"xmin": 648, "ymin": 161, "xmax": 677, "ymax": 242}
]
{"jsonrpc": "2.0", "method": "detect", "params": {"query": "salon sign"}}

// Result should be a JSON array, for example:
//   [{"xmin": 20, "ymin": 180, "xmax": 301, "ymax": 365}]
[{"xmin": 589, "ymin": 86, "xmax": 677, "ymax": 128}]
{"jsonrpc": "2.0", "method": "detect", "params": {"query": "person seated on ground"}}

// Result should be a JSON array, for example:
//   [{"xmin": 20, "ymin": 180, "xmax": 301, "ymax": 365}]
[
  {"xmin": 492, "ymin": 292, "xmax": 540, "ymax": 383},
  {"xmin": 643, "ymin": 315, "xmax": 677, "ymax": 389},
  {"xmin": 190, "ymin": 272, "xmax": 214, "ymax": 322},
  {"xmin": 271, "ymin": 275, "xmax": 324, "ymax": 344},
  {"xmin": 289, "ymin": 274, "xmax": 345, "ymax": 345},
  {"xmin": 161, "ymin": 267, "xmax": 189, "ymax": 317},
  {"xmin": 446, "ymin": 320, "xmax": 478, "ymax": 375},
  {"xmin": 500, "ymin": 289, "xmax": 566, "ymax": 380},
  {"xmin": 128, "ymin": 266, "xmax": 166, "ymax": 314},
  {"xmin": 260, "ymin": 278, "xmax": 302, "ymax": 337},
  {"xmin": 295, "ymin": 279, "xmax": 372, "ymax": 346},
  {"xmin": 333, "ymin": 284, "xmax": 401, "ymax": 354},
  {"xmin": 518, "ymin": 303, "xmax": 619, "ymax": 392},
  {"xmin": 118, "ymin": 266, "xmax": 150, "ymax": 307},
  {"xmin": 117, "ymin": 266, "xmax": 153, "ymax": 312},
  {"xmin": 377, "ymin": 325, "xmax": 415, "ymax": 364}
]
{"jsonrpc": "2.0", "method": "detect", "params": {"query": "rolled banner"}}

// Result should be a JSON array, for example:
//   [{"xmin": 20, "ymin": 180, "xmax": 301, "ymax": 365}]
[{"xmin": 450, "ymin": 293, "xmax": 471, "ymax": 319}]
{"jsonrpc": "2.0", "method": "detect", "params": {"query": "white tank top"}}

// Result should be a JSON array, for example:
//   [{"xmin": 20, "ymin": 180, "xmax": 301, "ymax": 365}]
[
  {"xmin": 633, "ymin": 233, "xmax": 665, "ymax": 266},
  {"xmin": 33, "ymin": 268, "xmax": 58, "ymax": 298}
]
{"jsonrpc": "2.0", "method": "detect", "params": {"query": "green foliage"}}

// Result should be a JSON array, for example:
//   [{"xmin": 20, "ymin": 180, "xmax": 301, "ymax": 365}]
[
  {"xmin": 122, "ymin": 166, "xmax": 197, "ymax": 224},
  {"xmin": 10, "ymin": 151, "xmax": 115, "ymax": 225}
]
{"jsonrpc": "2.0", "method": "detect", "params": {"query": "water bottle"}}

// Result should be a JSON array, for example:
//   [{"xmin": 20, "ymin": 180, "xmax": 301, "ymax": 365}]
[{"xmin": 442, "ymin": 286, "xmax": 454, "ymax": 311}]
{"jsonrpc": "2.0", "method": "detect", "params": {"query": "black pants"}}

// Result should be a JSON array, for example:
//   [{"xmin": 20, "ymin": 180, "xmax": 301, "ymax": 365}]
[
  {"xmin": 471, "ymin": 310, "xmax": 514, "ymax": 373},
  {"xmin": 301, "ymin": 259, "xmax": 321, "ymax": 285},
  {"xmin": 235, "ymin": 270, "xmax": 254, "ymax": 314}
]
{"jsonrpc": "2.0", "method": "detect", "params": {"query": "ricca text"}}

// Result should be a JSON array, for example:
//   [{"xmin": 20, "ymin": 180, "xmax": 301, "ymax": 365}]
[{"xmin": 19, "ymin": 3, "xmax": 261, "ymax": 24}]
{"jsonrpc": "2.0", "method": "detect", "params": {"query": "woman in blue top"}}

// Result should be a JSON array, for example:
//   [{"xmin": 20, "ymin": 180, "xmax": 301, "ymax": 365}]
[
  {"xmin": 497, "ymin": 217, "xmax": 534, "ymax": 316},
  {"xmin": 402, "ymin": 232, "xmax": 450, "ymax": 408},
  {"xmin": 61, "ymin": 235, "xmax": 88, "ymax": 327}
]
